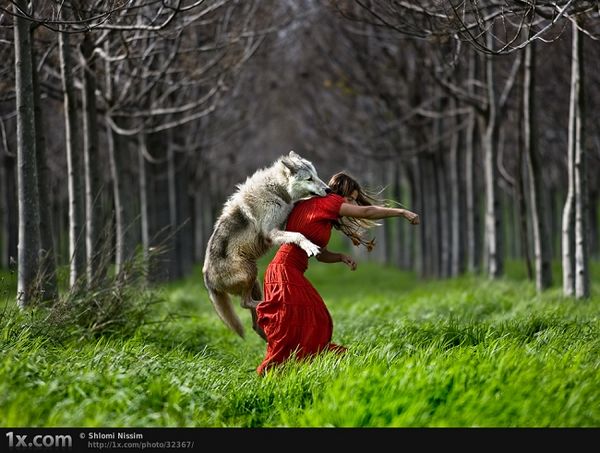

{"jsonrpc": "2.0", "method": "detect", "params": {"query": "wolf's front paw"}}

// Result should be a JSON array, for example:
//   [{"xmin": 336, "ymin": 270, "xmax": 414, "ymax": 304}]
[{"xmin": 300, "ymin": 240, "xmax": 320, "ymax": 257}]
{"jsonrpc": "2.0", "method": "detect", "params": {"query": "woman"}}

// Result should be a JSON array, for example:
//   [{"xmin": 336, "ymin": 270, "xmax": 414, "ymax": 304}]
[{"xmin": 256, "ymin": 171, "xmax": 419, "ymax": 375}]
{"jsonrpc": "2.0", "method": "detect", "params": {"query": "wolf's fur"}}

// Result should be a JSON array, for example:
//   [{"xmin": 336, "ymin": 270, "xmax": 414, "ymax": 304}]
[{"xmin": 202, "ymin": 151, "xmax": 330, "ymax": 340}]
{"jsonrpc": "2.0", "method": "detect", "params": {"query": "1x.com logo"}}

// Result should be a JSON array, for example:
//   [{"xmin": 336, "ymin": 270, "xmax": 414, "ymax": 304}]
[{"xmin": 6, "ymin": 431, "xmax": 73, "ymax": 449}]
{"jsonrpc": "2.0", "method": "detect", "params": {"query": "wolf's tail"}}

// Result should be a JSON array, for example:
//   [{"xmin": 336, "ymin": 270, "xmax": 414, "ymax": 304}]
[{"xmin": 205, "ymin": 286, "xmax": 245, "ymax": 339}]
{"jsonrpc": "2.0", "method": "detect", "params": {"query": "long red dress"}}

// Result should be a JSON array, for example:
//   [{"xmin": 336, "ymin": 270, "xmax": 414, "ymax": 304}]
[{"xmin": 256, "ymin": 193, "xmax": 347, "ymax": 375}]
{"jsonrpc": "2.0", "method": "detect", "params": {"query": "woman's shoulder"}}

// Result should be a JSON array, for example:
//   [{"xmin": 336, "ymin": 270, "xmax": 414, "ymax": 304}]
[
  {"xmin": 300, "ymin": 193, "xmax": 344, "ymax": 208},
  {"xmin": 307, "ymin": 193, "xmax": 345, "ymax": 219}
]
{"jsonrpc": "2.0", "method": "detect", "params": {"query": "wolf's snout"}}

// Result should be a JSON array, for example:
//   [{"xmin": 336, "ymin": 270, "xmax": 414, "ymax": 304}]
[{"xmin": 325, "ymin": 187, "xmax": 332, "ymax": 194}]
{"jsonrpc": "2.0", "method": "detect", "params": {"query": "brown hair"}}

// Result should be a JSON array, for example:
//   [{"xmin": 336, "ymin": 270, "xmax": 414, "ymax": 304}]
[{"xmin": 328, "ymin": 171, "xmax": 389, "ymax": 251}]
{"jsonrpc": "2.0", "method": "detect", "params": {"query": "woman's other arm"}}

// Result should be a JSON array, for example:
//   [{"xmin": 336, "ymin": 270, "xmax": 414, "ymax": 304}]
[{"xmin": 316, "ymin": 247, "xmax": 357, "ymax": 270}]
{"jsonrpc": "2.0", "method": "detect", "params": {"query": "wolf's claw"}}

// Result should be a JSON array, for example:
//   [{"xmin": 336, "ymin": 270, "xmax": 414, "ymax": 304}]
[{"xmin": 301, "ymin": 241, "xmax": 320, "ymax": 257}]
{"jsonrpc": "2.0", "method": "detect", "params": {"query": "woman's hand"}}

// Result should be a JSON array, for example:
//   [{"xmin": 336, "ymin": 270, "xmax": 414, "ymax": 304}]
[
  {"xmin": 403, "ymin": 210, "xmax": 420, "ymax": 225},
  {"xmin": 340, "ymin": 254, "xmax": 357, "ymax": 271}
]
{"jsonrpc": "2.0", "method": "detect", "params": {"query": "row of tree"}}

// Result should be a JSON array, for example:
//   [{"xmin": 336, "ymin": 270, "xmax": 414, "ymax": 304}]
[
  {"xmin": 0, "ymin": 1, "xmax": 598, "ymax": 309},
  {"xmin": 296, "ymin": 1, "xmax": 599, "ymax": 298}
]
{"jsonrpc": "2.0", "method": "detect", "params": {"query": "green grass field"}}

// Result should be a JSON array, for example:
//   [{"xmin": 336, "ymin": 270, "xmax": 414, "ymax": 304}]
[{"xmin": 0, "ymin": 253, "xmax": 598, "ymax": 427}]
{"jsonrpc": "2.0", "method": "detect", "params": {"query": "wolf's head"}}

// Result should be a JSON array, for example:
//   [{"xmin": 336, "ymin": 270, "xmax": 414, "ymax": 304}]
[{"xmin": 280, "ymin": 150, "xmax": 330, "ymax": 201}]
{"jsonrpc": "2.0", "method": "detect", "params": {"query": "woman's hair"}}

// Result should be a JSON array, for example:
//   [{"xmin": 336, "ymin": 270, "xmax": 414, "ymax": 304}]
[{"xmin": 328, "ymin": 171, "xmax": 393, "ymax": 251}]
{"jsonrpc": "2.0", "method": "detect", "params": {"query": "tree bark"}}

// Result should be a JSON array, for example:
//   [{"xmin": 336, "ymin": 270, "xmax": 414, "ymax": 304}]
[
  {"xmin": 106, "ymin": 121, "xmax": 137, "ymax": 276},
  {"xmin": 523, "ymin": 41, "xmax": 552, "ymax": 292},
  {"xmin": 434, "ymin": 150, "xmax": 449, "ymax": 278},
  {"xmin": 449, "ymin": 102, "xmax": 464, "ymax": 277},
  {"xmin": 408, "ymin": 158, "xmax": 424, "ymax": 277},
  {"xmin": 104, "ymin": 39, "xmax": 138, "ymax": 277},
  {"xmin": 465, "ymin": 53, "xmax": 480, "ymax": 274},
  {"xmin": 571, "ymin": 23, "xmax": 589, "ymax": 299},
  {"xmin": 562, "ymin": 23, "xmax": 579, "ymax": 297},
  {"xmin": 81, "ymin": 33, "xmax": 104, "ymax": 288},
  {"xmin": 138, "ymin": 133, "xmax": 150, "ymax": 268},
  {"xmin": 59, "ymin": 2, "xmax": 86, "ymax": 289},
  {"xmin": 166, "ymin": 135, "xmax": 180, "ymax": 279},
  {"xmin": 14, "ymin": 0, "xmax": 41, "ymax": 308},
  {"xmin": 482, "ymin": 34, "xmax": 503, "ymax": 279}
]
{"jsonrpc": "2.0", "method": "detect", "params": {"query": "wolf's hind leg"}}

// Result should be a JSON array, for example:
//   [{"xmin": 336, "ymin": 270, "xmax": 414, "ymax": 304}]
[
  {"xmin": 251, "ymin": 279, "xmax": 262, "ymax": 301},
  {"xmin": 240, "ymin": 279, "xmax": 262, "ymax": 308},
  {"xmin": 251, "ymin": 307, "xmax": 267, "ymax": 342},
  {"xmin": 241, "ymin": 280, "xmax": 267, "ymax": 341}
]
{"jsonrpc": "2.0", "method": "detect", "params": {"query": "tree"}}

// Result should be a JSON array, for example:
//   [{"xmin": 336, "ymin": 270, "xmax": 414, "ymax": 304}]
[
  {"xmin": 13, "ymin": 0, "xmax": 41, "ymax": 307},
  {"xmin": 80, "ymin": 30, "xmax": 105, "ymax": 288},
  {"xmin": 58, "ymin": 1, "xmax": 86, "ymax": 289},
  {"xmin": 523, "ymin": 40, "xmax": 552, "ymax": 292},
  {"xmin": 563, "ymin": 20, "xmax": 589, "ymax": 299}
]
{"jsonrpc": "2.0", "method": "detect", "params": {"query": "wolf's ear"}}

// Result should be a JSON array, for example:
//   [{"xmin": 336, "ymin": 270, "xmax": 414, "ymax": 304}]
[
  {"xmin": 288, "ymin": 150, "xmax": 300, "ymax": 160},
  {"xmin": 281, "ymin": 155, "xmax": 299, "ymax": 173}
]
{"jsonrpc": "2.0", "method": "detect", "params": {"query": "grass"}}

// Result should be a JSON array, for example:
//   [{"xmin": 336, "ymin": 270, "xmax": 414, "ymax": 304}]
[{"xmin": 0, "ymin": 251, "xmax": 598, "ymax": 427}]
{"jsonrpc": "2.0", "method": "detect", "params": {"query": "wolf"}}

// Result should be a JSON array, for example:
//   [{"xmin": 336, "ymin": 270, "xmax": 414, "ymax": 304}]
[{"xmin": 202, "ymin": 151, "xmax": 330, "ymax": 340}]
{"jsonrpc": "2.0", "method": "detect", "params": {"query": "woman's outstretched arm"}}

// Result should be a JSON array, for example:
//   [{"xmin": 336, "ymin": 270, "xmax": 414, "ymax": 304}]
[{"xmin": 339, "ymin": 203, "xmax": 420, "ymax": 224}]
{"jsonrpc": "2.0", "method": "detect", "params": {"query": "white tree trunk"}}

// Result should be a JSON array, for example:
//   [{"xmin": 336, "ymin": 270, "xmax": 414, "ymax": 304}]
[
  {"xmin": 571, "ymin": 23, "xmax": 589, "ymax": 299},
  {"xmin": 483, "ymin": 38, "xmax": 503, "ymax": 279},
  {"xmin": 523, "ymin": 42, "xmax": 552, "ymax": 292},
  {"xmin": 81, "ymin": 33, "xmax": 104, "ymax": 287},
  {"xmin": 562, "ymin": 22, "xmax": 579, "ymax": 297},
  {"xmin": 59, "ymin": 2, "xmax": 86, "ymax": 289},
  {"xmin": 14, "ymin": 0, "xmax": 41, "ymax": 307}
]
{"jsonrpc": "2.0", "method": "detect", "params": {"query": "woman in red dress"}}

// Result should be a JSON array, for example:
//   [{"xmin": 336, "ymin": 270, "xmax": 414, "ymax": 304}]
[{"xmin": 256, "ymin": 172, "xmax": 420, "ymax": 375}]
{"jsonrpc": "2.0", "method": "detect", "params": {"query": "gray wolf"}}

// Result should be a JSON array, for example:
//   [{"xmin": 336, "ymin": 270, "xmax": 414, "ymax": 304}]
[{"xmin": 202, "ymin": 151, "xmax": 330, "ymax": 340}]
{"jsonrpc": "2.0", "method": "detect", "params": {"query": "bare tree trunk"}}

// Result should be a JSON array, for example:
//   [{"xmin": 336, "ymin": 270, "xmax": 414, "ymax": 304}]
[
  {"xmin": 104, "ymin": 42, "xmax": 138, "ymax": 276},
  {"xmin": 523, "ymin": 42, "xmax": 552, "ymax": 292},
  {"xmin": 562, "ymin": 23, "xmax": 579, "ymax": 297},
  {"xmin": 81, "ymin": 33, "xmax": 104, "ymax": 287},
  {"xmin": 106, "ymin": 122, "xmax": 137, "ymax": 276},
  {"xmin": 516, "ymin": 145, "xmax": 533, "ymax": 280},
  {"xmin": 392, "ymin": 161, "xmax": 407, "ymax": 268},
  {"xmin": 409, "ymin": 158, "xmax": 424, "ymax": 277},
  {"xmin": 166, "ymin": 134, "xmax": 180, "ymax": 279},
  {"xmin": 177, "ymin": 149, "xmax": 194, "ymax": 277},
  {"xmin": 14, "ymin": 0, "xmax": 41, "ymax": 307},
  {"xmin": 449, "ymin": 104, "xmax": 464, "ymax": 277},
  {"xmin": 516, "ymin": 75, "xmax": 533, "ymax": 280},
  {"xmin": 418, "ymin": 155, "xmax": 434, "ymax": 277},
  {"xmin": 59, "ymin": 3, "xmax": 86, "ymax": 289},
  {"xmin": 138, "ymin": 133, "xmax": 150, "ymax": 266},
  {"xmin": 434, "ymin": 150, "xmax": 449, "ymax": 278},
  {"xmin": 571, "ymin": 23, "xmax": 589, "ymax": 300},
  {"xmin": 148, "ymin": 133, "xmax": 170, "ymax": 283},
  {"xmin": 404, "ymin": 161, "xmax": 418, "ymax": 272},
  {"xmin": 382, "ymin": 163, "xmax": 393, "ymax": 265},
  {"xmin": 193, "ymin": 160, "xmax": 206, "ymax": 263},
  {"xmin": 32, "ymin": 36, "xmax": 58, "ymax": 301},
  {"xmin": 482, "ymin": 35, "xmax": 503, "ymax": 279},
  {"xmin": 465, "ymin": 52, "xmax": 480, "ymax": 274}
]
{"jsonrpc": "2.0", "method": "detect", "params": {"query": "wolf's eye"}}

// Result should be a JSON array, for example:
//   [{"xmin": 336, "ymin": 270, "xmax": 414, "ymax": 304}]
[{"xmin": 307, "ymin": 177, "xmax": 313, "ymax": 181}]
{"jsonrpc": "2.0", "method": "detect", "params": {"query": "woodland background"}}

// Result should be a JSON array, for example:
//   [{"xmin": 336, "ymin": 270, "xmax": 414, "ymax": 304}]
[{"xmin": 1, "ymin": 0, "xmax": 599, "ymax": 308}]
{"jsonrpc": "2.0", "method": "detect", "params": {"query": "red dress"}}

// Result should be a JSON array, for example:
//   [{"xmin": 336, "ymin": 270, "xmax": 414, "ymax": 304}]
[{"xmin": 256, "ymin": 193, "xmax": 347, "ymax": 375}]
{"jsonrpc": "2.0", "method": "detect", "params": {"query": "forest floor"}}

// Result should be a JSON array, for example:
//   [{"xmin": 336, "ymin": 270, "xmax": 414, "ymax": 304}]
[{"xmin": 0, "ymin": 253, "xmax": 598, "ymax": 427}]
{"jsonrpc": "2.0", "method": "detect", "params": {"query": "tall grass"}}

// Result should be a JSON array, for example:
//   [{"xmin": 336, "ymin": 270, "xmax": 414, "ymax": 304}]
[{"xmin": 0, "ymin": 255, "xmax": 598, "ymax": 427}]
